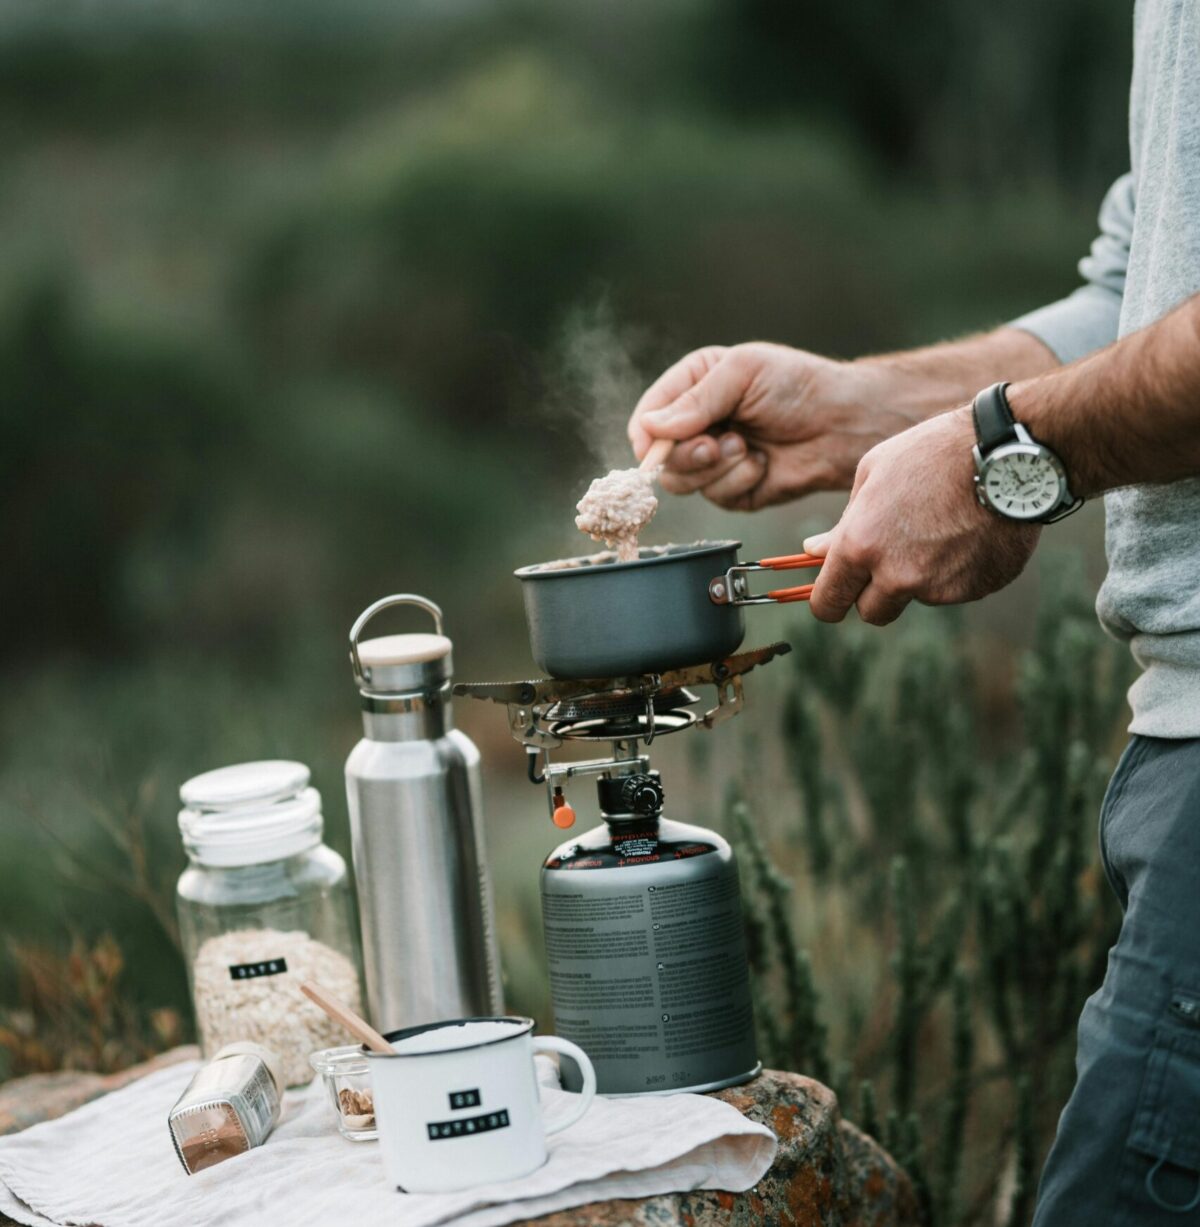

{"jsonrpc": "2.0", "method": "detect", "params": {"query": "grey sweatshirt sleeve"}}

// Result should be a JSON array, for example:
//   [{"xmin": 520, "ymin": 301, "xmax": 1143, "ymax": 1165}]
[{"xmin": 1008, "ymin": 172, "xmax": 1135, "ymax": 364}]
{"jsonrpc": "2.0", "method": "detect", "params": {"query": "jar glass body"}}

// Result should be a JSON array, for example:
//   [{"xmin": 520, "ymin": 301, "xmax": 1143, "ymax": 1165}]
[
  {"xmin": 176, "ymin": 841, "xmax": 363, "ymax": 1087},
  {"xmin": 309, "ymin": 1044, "xmax": 377, "ymax": 1141}
]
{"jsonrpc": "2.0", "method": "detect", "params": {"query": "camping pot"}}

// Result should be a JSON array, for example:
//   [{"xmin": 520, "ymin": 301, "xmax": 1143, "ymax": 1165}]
[{"xmin": 515, "ymin": 540, "xmax": 820, "ymax": 679}]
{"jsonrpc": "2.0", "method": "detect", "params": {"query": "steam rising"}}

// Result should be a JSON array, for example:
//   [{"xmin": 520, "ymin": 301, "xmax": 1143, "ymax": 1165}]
[{"xmin": 546, "ymin": 298, "xmax": 647, "ymax": 471}]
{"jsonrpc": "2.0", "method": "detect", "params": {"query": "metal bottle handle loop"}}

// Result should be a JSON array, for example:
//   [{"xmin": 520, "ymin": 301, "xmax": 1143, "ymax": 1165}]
[{"xmin": 349, "ymin": 594, "xmax": 445, "ymax": 687}]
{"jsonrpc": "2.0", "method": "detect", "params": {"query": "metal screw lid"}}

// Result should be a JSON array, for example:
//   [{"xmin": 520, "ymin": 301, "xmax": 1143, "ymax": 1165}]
[
  {"xmin": 349, "ymin": 595, "xmax": 454, "ymax": 694},
  {"xmin": 214, "ymin": 1041, "xmax": 286, "ymax": 1094}
]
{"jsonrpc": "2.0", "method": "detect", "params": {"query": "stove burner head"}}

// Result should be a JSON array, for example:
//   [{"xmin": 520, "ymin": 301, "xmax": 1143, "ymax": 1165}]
[
  {"xmin": 452, "ymin": 642, "xmax": 792, "ymax": 826},
  {"xmin": 547, "ymin": 688, "xmax": 699, "ymax": 741},
  {"xmin": 453, "ymin": 641, "xmax": 791, "ymax": 749}
]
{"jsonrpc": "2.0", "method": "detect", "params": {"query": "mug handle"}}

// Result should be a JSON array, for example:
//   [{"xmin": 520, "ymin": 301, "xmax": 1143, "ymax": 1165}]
[{"xmin": 533, "ymin": 1036, "xmax": 597, "ymax": 1136}]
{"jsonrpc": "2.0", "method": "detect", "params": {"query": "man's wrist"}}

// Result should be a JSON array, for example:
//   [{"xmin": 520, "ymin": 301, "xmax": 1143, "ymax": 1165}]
[
  {"xmin": 971, "ymin": 379, "xmax": 1086, "ymax": 523},
  {"xmin": 799, "ymin": 356, "xmax": 926, "ymax": 442},
  {"xmin": 850, "ymin": 326, "xmax": 1061, "ymax": 424},
  {"xmin": 847, "ymin": 355, "xmax": 958, "ymax": 426},
  {"xmin": 942, "ymin": 405, "xmax": 1013, "ymax": 524},
  {"xmin": 1004, "ymin": 375, "xmax": 1097, "ymax": 498}
]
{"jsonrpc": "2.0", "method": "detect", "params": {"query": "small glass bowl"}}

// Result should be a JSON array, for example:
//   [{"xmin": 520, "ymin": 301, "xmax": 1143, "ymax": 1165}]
[{"xmin": 309, "ymin": 1045, "xmax": 378, "ymax": 1141}]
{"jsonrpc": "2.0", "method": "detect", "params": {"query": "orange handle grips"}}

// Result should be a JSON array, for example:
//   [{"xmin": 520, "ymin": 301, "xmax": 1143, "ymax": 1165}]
[
  {"xmin": 766, "ymin": 584, "xmax": 815, "ymax": 603},
  {"xmin": 757, "ymin": 553, "xmax": 824, "ymax": 571}
]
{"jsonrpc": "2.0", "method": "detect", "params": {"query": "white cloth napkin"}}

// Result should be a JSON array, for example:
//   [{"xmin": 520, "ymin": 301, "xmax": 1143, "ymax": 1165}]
[{"xmin": 0, "ymin": 1058, "xmax": 776, "ymax": 1227}]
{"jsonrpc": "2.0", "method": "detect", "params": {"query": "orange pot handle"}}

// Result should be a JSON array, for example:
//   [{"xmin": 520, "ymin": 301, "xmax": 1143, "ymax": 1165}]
[
  {"xmin": 765, "ymin": 584, "xmax": 815, "ymax": 603},
  {"xmin": 757, "ymin": 553, "xmax": 824, "ymax": 571}
]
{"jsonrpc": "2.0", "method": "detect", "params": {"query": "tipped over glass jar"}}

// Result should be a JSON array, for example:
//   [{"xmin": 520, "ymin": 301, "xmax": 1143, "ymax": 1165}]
[
  {"xmin": 169, "ymin": 1042, "xmax": 284, "ymax": 1174},
  {"xmin": 310, "ymin": 1045, "xmax": 377, "ymax": 1141},
  {"xmin": 175, "ymin": 760, "xmax": 363, "ymax": 1087}
]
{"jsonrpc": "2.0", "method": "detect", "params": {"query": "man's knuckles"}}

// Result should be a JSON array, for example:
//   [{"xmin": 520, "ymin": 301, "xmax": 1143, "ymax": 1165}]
[
  {"xmin": 875, "ymin": 566, "xmax": 924, "ymax": 600},
  {"xmin": 828, "ymin": 529, "xmax": 876, "ymax": 573}
]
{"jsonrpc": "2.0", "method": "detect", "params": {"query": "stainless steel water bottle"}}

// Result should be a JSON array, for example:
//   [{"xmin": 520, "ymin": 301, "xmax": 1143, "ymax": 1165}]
[{"xmin": 345, "ymin": 594, "xmax": 502, "ymax": 1032}]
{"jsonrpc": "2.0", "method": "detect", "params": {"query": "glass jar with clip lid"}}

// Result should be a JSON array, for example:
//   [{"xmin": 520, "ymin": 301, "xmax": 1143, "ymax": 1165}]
[{"xmin": 176, "ymin": 759, "xmax": 363, "ymax": 1086}]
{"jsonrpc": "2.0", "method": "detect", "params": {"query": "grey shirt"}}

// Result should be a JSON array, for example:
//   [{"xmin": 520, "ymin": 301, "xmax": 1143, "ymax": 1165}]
[{"xmin": 1010, "ymin": 0, "xmax": 1200, "ymax": 737}]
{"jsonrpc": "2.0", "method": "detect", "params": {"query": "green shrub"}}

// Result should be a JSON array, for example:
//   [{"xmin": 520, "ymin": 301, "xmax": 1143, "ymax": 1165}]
[{"xmin": 736, "ymin": 554, "xmax": 1131, "ymax": 1225}]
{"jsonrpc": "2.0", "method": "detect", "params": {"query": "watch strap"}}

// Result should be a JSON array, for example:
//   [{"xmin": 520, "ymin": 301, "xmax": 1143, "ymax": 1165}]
[{"xmin": 972, "ymin": 382, "xmax": 1017, "ymax": 453}]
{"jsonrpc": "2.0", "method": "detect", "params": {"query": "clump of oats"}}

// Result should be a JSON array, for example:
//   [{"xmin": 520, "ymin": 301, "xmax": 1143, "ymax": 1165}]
[{"xmin": 575, "ymin": 468, "xmax": 659, "ymax": 562}]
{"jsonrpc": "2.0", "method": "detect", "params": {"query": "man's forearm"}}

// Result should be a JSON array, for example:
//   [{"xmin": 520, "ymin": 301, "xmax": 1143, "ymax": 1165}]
[
  {"xmin": 1008, "ymin": 293, "xmax": 1200, "ymax": 497},
  {"xmin": 848, "ymin": 326, "xmax": 1061, "ymax": 422}
]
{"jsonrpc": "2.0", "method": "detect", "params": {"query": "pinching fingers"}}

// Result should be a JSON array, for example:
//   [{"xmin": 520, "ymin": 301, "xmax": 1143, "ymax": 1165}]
[
  {"xmin": 659, "ymin": 442, "xmax": 746, "ymax": 496},
  {"xmin": 701, "ymin": 452, "xmax": 767, "ymax": 509},
  {"xmin": 629, "ymin": 349, "xmax": 724, "ymax": 459}
]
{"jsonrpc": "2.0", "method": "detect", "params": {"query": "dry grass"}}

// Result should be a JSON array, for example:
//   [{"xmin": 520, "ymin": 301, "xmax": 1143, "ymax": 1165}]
[{"xmin": 0, "ymin": 935, "xmax": 184, "ymax": 1079}]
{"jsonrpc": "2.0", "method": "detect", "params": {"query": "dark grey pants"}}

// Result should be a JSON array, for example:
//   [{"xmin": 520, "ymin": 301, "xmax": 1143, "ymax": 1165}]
[{"xmin": 1033, "ymin": 735, "xmax": 1200, "ymax": 1226}]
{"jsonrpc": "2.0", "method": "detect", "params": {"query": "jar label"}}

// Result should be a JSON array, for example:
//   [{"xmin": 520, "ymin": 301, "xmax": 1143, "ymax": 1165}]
[{"xmin": 228, "ymin": 958, "xmax": 289, "ymax": 981}]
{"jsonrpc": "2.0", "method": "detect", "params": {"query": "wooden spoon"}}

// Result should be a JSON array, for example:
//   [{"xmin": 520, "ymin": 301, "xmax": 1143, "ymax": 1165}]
[
  {"xmin": 639, "ymin": 437, "xmax": 674, "ymax": 474},
  {"xmin": 300, "ymin": 980, "xmax": 396, "ymax": 1054}
]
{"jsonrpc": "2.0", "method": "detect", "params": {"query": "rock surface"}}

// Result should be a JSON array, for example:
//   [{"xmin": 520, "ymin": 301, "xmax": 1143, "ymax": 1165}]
[
  {"xmin": 513, "ymin": 1072, "xmax": 919, "ymax": 1227},
  {"xmin": 0, "ymin": 1055, "xmax": 918, "ymax": 1226},
  {"xmin": 0, "ymin": 1046, "xmax": 199, "ymax": 1138}
]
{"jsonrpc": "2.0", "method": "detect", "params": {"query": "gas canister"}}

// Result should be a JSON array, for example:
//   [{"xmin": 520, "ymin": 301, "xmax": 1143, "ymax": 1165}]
[{"xmin": 540, "ymin": 771, "xmax": 759, "ymax": 1095}]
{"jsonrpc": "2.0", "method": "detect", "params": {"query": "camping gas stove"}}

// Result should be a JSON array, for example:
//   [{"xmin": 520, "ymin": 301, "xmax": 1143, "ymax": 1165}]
[
  {"xmin": 454, "ymin": 640, "xmax": 790, "ymax": 830},
  {"xmin": 455, "ymin": 641, "xmax": 789, "ymax": 1096}
]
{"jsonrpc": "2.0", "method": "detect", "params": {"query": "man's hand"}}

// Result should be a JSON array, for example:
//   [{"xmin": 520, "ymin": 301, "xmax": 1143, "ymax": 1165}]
[
  {"xmin": 627, "ymin": 343, "xmax": 921, "ymax": 509},
  {"xmin": 803, "ymin": 408, "xmax": 1041, "ymax": 625}
]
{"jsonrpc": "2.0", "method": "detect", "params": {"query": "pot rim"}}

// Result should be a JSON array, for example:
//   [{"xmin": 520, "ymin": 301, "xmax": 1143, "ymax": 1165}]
[{"xmin": 514, "ymin": 539, "xmax": 741, "ymax": 581}]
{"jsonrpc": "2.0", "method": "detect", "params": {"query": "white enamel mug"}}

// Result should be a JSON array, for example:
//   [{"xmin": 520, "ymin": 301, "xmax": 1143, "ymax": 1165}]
[{"xmin": 366, "ymin": 1016, "xmax": 597, "ymax": 1193}]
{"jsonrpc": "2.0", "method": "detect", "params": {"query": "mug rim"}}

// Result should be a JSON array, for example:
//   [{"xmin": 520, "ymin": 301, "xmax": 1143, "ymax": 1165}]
[{"xmin": 366, "ymin": 1015, "xmax": 535, "ymax": 1059}]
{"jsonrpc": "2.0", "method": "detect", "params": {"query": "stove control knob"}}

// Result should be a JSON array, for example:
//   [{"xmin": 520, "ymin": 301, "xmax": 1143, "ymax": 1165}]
[
  {"xmin": 552, "ymin": 786, "xmax": 576, "ymax": 829},
  {"xmin": 621, "ymin": 774, "xmax": 664, "ymax": 815}
]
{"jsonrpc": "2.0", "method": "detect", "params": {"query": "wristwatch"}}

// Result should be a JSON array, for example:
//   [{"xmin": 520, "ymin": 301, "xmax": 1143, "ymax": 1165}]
[{"xmin": 971, "ymin": 382, "xmax": 1081, "ymax": 523}]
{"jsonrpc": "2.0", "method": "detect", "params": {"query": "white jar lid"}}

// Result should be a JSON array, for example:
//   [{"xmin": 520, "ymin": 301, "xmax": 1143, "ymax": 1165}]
[
  {"xmin": 179, "ymin": 786, "xmax": 323, "ymax": 867},
  {"xmin": 180, "ymin": 760, "xmax": 310, "ymax": 811}
]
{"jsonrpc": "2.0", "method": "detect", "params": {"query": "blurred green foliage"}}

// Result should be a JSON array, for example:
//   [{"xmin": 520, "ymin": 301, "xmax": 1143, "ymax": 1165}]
[
  {"xmin": 0, "ymin": 0, "xmax": 1125, "ymax": 660},
  {"xmin": 733, "ymin": 560, "xmax": 1132, "ymax": 1224}
]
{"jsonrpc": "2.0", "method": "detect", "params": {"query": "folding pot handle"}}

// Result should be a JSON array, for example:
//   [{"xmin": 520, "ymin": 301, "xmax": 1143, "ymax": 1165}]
[
  {"xmin": 758, "ymin": 553, "xmax": 825, "ymax": 570},
  {"xmin": 708, "ymin": 555, "xmax": 822, "ymax": 606},
  {"xmin": 764, "ymin": 584, "xmax": 815, "ymax": 604}
]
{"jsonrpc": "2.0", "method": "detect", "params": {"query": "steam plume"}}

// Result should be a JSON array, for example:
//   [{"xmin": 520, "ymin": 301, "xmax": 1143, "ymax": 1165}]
[{"xmin": 545, "ymin": 297, "xmax": 647, "ymax": 472}]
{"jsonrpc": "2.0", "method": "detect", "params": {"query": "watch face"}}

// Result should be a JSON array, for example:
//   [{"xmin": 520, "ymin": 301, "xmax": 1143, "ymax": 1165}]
[{"xmin": 980, "ymin": 445, "xmax": 1064, "ymax": 520}]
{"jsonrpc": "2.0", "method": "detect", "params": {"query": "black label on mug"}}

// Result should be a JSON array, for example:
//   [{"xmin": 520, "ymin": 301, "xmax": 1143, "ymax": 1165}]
[
  {"xmin": 427, "ymin": 1109, "xmax": 509, "ymax": 1140},
  {"xmin": 449, "ymin": 1088, "xmax": 482, "ymax": 1110},
  {"xmin": 228, "ymin": 958, "xmax": 288, "ymax": 980}
]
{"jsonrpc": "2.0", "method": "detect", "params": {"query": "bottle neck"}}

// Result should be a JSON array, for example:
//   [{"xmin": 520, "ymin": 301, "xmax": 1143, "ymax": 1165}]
[{"xmin": 360, "ymin": 688, "xmax": 453, "ymax": 741}]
